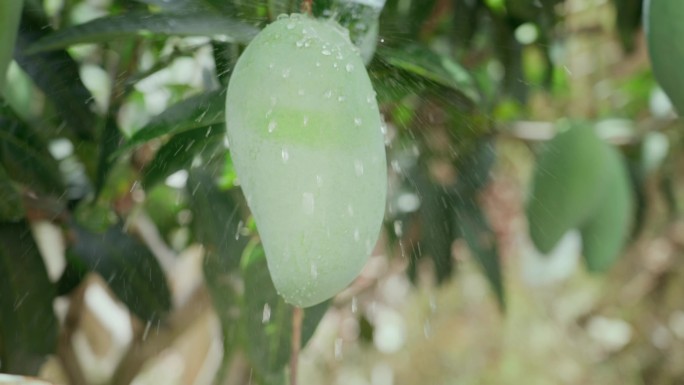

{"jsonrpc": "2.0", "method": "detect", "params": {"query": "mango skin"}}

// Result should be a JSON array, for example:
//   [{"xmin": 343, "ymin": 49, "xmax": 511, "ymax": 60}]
[
  {"xmin": 645, "ymin": 0, "xmax": 684, "ymax": 115},
  {"xmin": 527, "ymin": 123, "xmax": 610, "ymax": 254},
  {"xmin": 225, "ymin": 14, "xmax": 387, "ymax": 307},
  {"xmin": 579, "ymin": 146, "xmax": 634, "ymax": 272}
]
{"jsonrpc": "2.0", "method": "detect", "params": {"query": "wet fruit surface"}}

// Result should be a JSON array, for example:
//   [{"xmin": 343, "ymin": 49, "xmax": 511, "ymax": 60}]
[{"xmin": 226, "ymin": 14, "xmax": 387, "ymax": 307}]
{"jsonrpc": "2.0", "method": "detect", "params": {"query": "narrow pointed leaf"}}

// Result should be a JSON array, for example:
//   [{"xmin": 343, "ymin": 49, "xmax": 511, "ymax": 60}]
[
  {"xmin": 456, "ymin": 199, "xmax": 505, "ymax": 310},
  {"xmin": 242, "ymin": 244, "xmax": 329, "ymax": 380},
  {"xmin": 66, "ymin": 222, "xmax": 172, "ymax": 322},
  {"xmin": 121, "ymin": 90, "xmax": 225, "ymax": 153},
  {"xmin": 27, "ymin": 11, "xmax": 260, "ymax": 54},
  {"xmin": 0, "ymin": 221, "xmax": 58, "ymax": 375},
  {"xmin": 0, "ymin": 0, "xmax": 23, "ymax": 92},
  {"xmin": 142, "ymin": 124, "xmax": 224, "ymax": 188},
  {"xmin": 376, "ymin": 45, "xmax": 480, "ymax": 104}
]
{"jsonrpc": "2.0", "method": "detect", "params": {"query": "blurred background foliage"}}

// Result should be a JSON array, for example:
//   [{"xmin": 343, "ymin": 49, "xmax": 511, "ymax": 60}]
[{"xmin": 1, "ymin": 0, "xmax": 684, "ymax": 384}]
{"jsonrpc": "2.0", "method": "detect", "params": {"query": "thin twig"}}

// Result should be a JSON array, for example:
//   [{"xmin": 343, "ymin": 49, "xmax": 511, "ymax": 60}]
[{"xmin": 290, "ymin": 307, "xmax": 303, "ymax": 385}]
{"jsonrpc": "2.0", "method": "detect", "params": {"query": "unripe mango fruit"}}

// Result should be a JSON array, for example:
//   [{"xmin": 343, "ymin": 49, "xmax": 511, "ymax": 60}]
[
  {"xmin": 645, "ymin": 0, "xmax": 684, "ymax": 115},
  {"xmin": 579, "ymin": 145, "xmax": 634, "ymax": 272},
  {"xmin": 225, "ymin": 14, "xmax": 387, "ymax": 307},
  {"xmin": 527, "ymin": 123, "xmax": 610, "ymax": 254}
]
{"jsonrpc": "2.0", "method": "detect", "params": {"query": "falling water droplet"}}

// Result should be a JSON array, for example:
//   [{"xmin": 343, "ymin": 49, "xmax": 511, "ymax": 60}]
[
  {"xmin": 334, "ymin": 338, "xmax": 344, "ymax": 360},
  {"xmin": 268, "ymin": 120, "xmax": 277, "ymax": 133},
  {"xmin": 354, "ymin": 117, "xmax": 362, "ymax": 126},
  {"xmin": 316, "ymin": 175, "xmax": 323, "ymax": 187},
  {"xmin": 393, "ymin": 220, "xmax": 403, "ymax": 236},
  {"xmin": 346, "ymin": 63, "xmax": 354, "ymax": 72},
  {"xmin": 303, "ymin": 116, "xmax": 309, "ymax": 126},
  {"xmin": 281, "ymin": 148, "xmax": 289, "ymax": 162},
  {"xmin": 337, "ymin": 95, "xmax": 346, "ymax": 102},
  {"xmin": 302, "ymin": 192, "xmax": 315, "ymax": 214},
  {"xmin": 262, "ymin": 303, "xmax": 271, "ymax": 323},
  {"xmin": 286, "ymin": 22, "xmax": 295, "ymax": 30},
  {"xmin": 354, "ymin": 160, "xmax": 364, "ymax": 176},
  {"xmin": 347, "ymin": 204, "xmax": 354, "ymax": 216},
  {"xmin": 282, "ymin": 68, "xmax": 291, "ymax": 78},
  {"xmin": 235, "ymin": 220, "xmax": 243, "ymax": 240},
  {"xmin": 310, "ymin": 263, "xmax": 318, "ymax": 279},
  {"xmin": 354, "ymin": 228, "xmax": 360, "ymax": 241},
  {"xmin": 324, "ymin": 90, "xmax": 332, "ymax": 98},
  {"xmin": 322, "ymin": 49, "xmax": 332, "ymax": 56},
  {"xmin": 351, "ymin": 296, "xmax": 358, "ymax": 313}
]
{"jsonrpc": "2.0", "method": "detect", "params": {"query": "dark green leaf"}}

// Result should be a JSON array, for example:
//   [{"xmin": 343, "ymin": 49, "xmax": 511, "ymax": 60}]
[
  {"xmin": 376, "ymin": 45, "xmax": 481, "ymax": 104},
  {"xmin": 0, "ymin": 221, "xmax": 58, "ymax": 375},
  {"xmin": 455, "ymin": 138, "xmax": 496, "ymax": 195},
  {"xmin": 14, "ymin": 10, "xmax": 97, "ymax": 140},
  {"xmin": 613, "ymin": 0, "xmax": 643, "ymax": 52},
  {"xmin": 0, "ymin": 0, "xmax": 23, "ymax": 92},
  {"xmin": 95, "ymin": 117, "xmax": 123, "ymax": 197},
  {"xmin": 455, "ymin": 199, "xmax": 505, "ymax": 310},
  {"xmin": 121, "ymin": 90, "xmax": 225, "ymax": 154},
  {"xmin": 0, "ymin": 103, "xmax": 64, "ymax": 195},
  {"xmin": 415, "ymin": 174, "xmax": 455, "ymax": 284},
  {"xmin": 27, "ymin": 11, "xmax": 260, "ymax": 54},
  {"xmin": 66, "ymin": 222, "xmax": 172, "ymax": 322},
  {"xmin": 187, "ymin": 169, "xmax": 246, "ymax": 272},
  {"xmin": 0, "ymin": 165, "xmax": 25, "ymax": 221},
  {"xmin": 142, "ymin": 124, "xmax": 224, "ymax": 188},
  {"xmin": 242, "ymin": 243, "xmax": 329, "ymax": 381},
  {"xmin": 212, "ymin": 42, "xmax": 237, "ymax": 87}
]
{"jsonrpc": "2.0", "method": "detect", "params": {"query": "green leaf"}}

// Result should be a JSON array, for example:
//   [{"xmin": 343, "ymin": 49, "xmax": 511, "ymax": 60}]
[
  {"xmin": 455, "ymin": 199, "xmax": 505, "ymax": 310},
  {"xmin": 27, "ymin": 11, "xmax": 260, "ymax": 54},
  {"xmin": 95, "ymin": 117, "xmax": 123, "ymax": 197},
  {"xmin": 414, "ymin": 173, "xmax": 455, "ymax": 284},
  {"xmin": 580, "ymin": 146, "xmax": 634, "ymax": 272},
  {"xmin": 14, "ymin": 10, "xmax": 97, "ymax": 140},
  {"xmin": 455, "ymin": 138, "xmax": 497, "ymax": 195},
  {"xmin": 66, "ymin": 222, "xmax": 172, "ymax": 322},
  {"xmin": 376, "ymin": 45, "xmax": 481, "ymax": 104},
  {"xmin": 0, "ymin": 165, "xmax": 25, "ymax": 221},
  {"xmin": 0, "ymin": 0, "xmax": 23, "ymax": 93},
  {"xmin": 0, "ymin": 221, "xmax": 58, "ymax": 375},
  {"xmin": 241, "ymin": 243, "xmax": 329, "ymax": 382},
  {"xmin": 121, "ymin": 90, "xmax": 225, "ymax": 154},
  {"xmin": 187, "ymin": 169, "xmax": 247, "ymax": 272},
  {"xmin": 0, "ymin": 102, "xmax": 64, "ymax": 195},
  {"xmin": 613, "ymin": 0, "xmax": 643, "ymax": 52},
  {"xmin": 142, "ymin": 124, "xmax": 224, "ymax": 188}
]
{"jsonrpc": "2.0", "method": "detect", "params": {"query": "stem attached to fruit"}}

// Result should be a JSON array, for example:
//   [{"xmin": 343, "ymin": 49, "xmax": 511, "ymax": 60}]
[
  {"xmin": 290, "ymin": 306, "xmax": 303, "ymax": 385},
  {"xmin": 301, "ymin": 0, "xmax": 313, "ymax": 15}
]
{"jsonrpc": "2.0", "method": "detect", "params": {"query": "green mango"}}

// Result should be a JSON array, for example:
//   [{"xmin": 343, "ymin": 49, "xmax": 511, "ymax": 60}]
[
  {"xmin": 580, "ymin": 146, "xmax": 634, "ymax": 272},
  {"xmin": 225, "ymin": 14, "xmax": 387, "ymax": 307},
  {"xmin": 645, "ymin": 0, "xmax": 684, "ymax": 115},
  {"xmin": 0, "ymin": 0, "xmax": 23, "ymax": 93},
  {"xmin": 527, "ymin": 123, "xmax": 610, "ymax": 254}
]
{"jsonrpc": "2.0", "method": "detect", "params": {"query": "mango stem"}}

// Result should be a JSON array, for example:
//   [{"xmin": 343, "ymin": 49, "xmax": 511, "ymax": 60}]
[{"xmin": 290, "ymin": 306, "xmax": 303, "ymax": 385}]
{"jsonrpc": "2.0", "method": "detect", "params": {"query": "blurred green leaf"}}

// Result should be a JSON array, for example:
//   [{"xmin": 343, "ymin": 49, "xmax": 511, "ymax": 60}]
[
  {"xmin": 14, "ymin": 10, "xmax": 97, "ymax": 140},
  {"xmin": 455, "ymin": 138, "xmax": 497, "ymax": 195},
  {"xmin": 613, "ymin": 0, "xmax": 643, "ymax": 52},
  {"xmin": 27, "ymin": 11, "xmax": 259, "ymax": 54},
  {"xmin": 142, "ymin": 124, "xmax": 224, "ymax": 188},
  {"xmin": 0, "ymin": 165, "xmax": 25, "ymax": 221},
  {"xmin": 0, "ymin": 221, "xmax": 58, "ymax": 375},
  {"xmin": 415, "ymin": 175, "xmax": 456, "ymax": 284},
  {"xmin": 376, "ymin": 45, "xmax": 481, "ymax": 104},
  {"xmin": 455, "ymin": 198, "xmax": 505, "ymax": 310},
  {"xmin": 121, "ymin": 90, "xmax": 225, "ymax": 154},
  {"xmin": 95, "ymin": 117, "xmax": 123, "ymax": 198},
  {"xmin": 0, "ymin": 102, "xmax": 64, "ymax": 195},
  {"xmin": 66, "ymin": 222, "xmax": 172, "ymax": 322},
  {"xmin": 0, "ymin": 0, "xmax": 23, "ymax": 93},
  {"xmin": 241, "ymin": 243, "xmax": 329, "ymax": 382}
]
